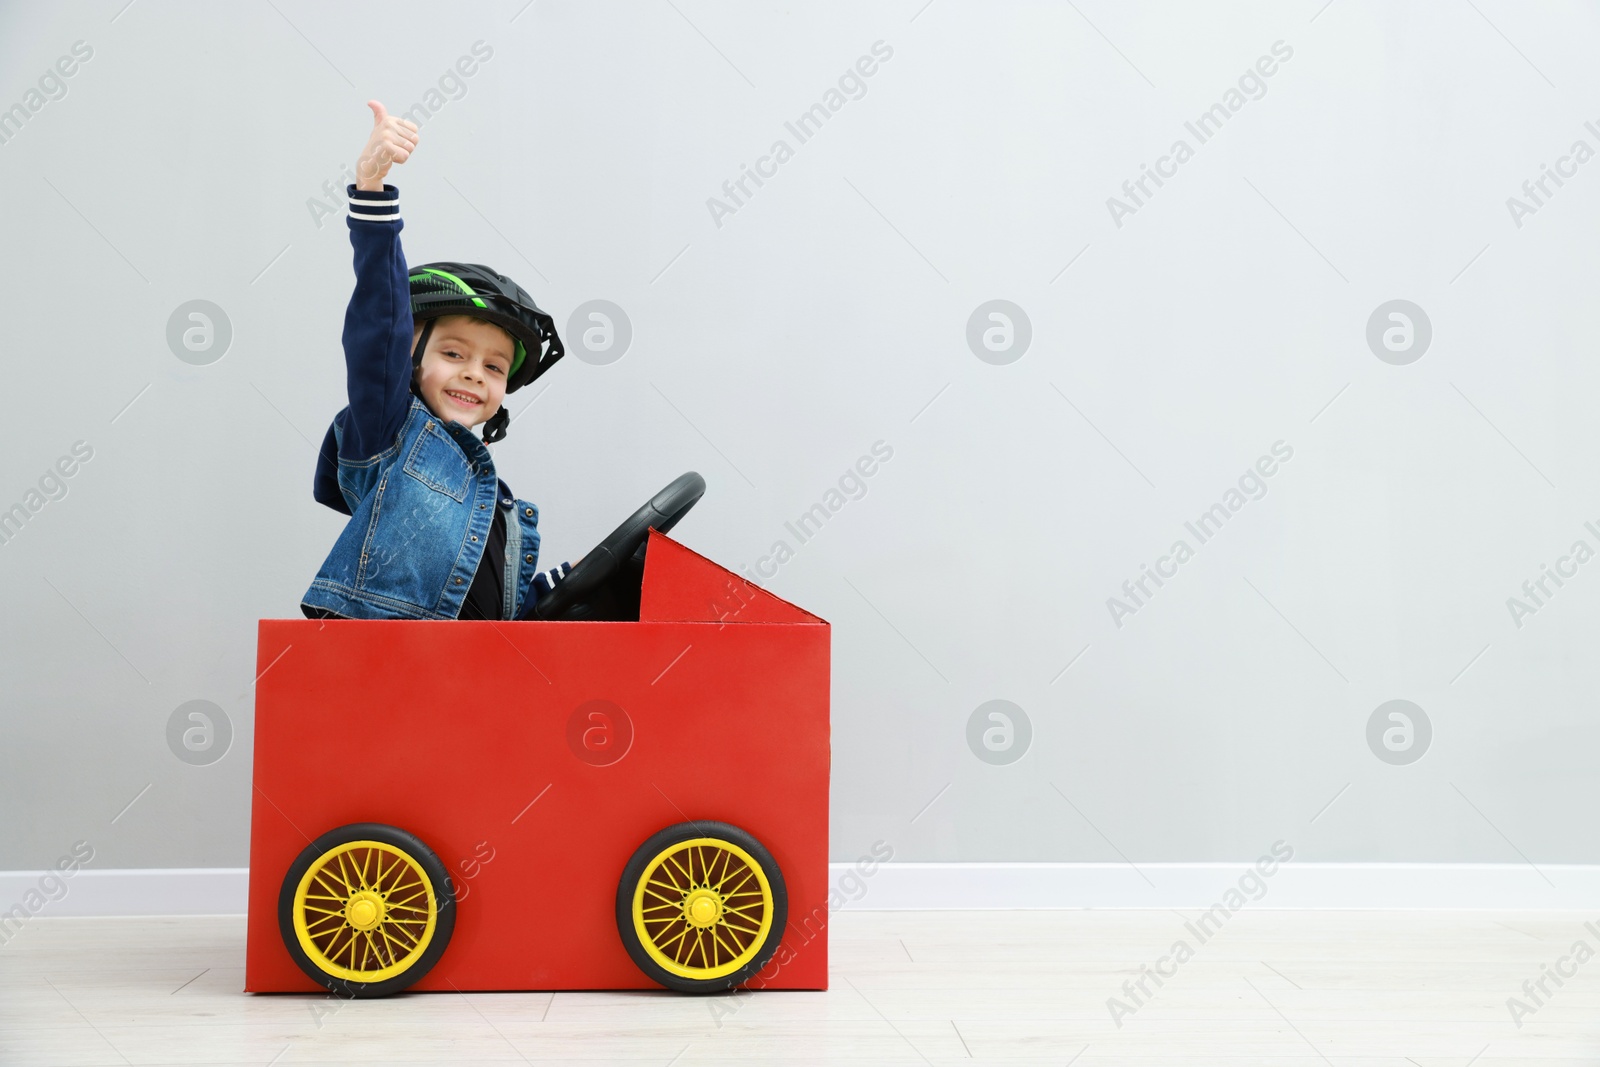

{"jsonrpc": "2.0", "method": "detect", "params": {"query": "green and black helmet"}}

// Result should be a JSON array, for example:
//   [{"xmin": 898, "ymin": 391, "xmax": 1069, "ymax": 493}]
[{"xmin": 407, "ymin": 262, "xmax": 565, "ymax": 443}]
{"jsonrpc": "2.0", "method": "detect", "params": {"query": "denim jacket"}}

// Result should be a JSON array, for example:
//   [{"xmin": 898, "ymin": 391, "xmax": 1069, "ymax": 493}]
[{"xmin": 299, "ymin": 183, "xmax": 543, "ymax": 621}]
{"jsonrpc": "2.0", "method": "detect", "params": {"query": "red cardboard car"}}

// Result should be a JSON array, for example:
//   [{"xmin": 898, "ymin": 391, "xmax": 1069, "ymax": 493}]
[{"xmin": 245, "ymin": 477, "xmax": 830, "ymax": 997}]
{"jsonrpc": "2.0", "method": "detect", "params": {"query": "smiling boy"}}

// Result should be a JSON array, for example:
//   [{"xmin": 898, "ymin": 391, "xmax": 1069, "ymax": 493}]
[{"xmin": 300, "ymin": 100, "xmax": 570, "ymax": 622}]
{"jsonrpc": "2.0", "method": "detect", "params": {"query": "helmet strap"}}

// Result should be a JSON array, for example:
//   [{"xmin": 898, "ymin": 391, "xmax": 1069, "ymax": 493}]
[
  {"xmin": 412, "ymin": 317, "xmax": 437, "ymax": 372},
  {"xmin": 482, "ymin": 404, "xmax": 510, "ymax": 444}
]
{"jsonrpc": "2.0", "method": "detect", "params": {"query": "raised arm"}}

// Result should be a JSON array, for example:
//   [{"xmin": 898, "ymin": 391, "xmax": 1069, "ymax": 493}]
[{"xmin": 336, "ymin": 101, "xmax": 421, "ymax": 466}]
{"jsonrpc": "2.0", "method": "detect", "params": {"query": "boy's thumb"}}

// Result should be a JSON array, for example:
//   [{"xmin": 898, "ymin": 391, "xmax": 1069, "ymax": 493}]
[{"xmin": 367, "ymin": 100, "xmax": 388, "ymax": 125}]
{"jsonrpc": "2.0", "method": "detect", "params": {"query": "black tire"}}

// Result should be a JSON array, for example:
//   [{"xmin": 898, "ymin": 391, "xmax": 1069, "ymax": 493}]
[
  {"xmin": 278, "ymin": 823, "xmax": 457, "ymax": 998},
  {"xmin": 615, "ymin": 820, "xmax": 788, "ymax": 993}
]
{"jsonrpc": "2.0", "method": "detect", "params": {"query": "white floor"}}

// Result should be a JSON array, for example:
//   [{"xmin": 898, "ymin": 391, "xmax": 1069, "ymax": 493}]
[{"xmin": 2, "ymin": 909, "xmax": 1598, "ymax": 1065}]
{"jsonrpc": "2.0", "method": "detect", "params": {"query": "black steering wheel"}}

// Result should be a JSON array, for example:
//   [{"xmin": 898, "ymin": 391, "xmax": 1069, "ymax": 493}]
[{"xmin": 526, "ymin": 471, "xmax": 706, "ymax": 621}]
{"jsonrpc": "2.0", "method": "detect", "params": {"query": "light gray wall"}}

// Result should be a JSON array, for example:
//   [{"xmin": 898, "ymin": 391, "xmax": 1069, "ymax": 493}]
[{"xmin": 2, "ymin": 0, "xmax": 1595, "ymax": 874}]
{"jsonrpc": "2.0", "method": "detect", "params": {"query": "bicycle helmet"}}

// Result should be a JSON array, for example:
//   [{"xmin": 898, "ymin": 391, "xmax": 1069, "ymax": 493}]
[{"xmin": 408, "ymin": 262, "xmax": 565, "ymax": 443}]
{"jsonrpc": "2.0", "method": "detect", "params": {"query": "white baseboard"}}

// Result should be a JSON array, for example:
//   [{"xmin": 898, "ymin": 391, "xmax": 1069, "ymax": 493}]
[
  {"xmin": 829, "ymin": 862, "xmax": 1600, "ymax": 911},
  {"xmin": 2, "ymin": 863, "xmax": 1597, "ymax": 919},
  {"xmin": 0, "ymin": 868, "xmax": 250, "ymax": 919}
]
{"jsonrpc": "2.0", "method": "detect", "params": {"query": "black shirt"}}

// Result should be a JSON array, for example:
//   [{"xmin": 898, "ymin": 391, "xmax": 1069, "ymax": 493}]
[{"xmin": 457, "ymin": 504, "xmax": 507, "ymax": 620}]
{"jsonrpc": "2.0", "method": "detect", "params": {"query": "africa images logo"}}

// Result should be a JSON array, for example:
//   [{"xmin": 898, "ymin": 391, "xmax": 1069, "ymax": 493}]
[
  {"xmin": 705, "ymin": 41, "xmax": 894, "ymax": 229},
  {"xmin": 1106, "ymin": 441, "xmax": 1294, "ymax": 628},
  {"xmin": 1105, "ymin": 40, "xmax": 1294, "ymax": 229}
]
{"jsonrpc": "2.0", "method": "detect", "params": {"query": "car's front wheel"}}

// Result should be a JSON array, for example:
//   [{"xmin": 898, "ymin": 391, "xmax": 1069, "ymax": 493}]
[{"xmin": 616, "ymin": 820, "xmax": 787, "ymax": 993}]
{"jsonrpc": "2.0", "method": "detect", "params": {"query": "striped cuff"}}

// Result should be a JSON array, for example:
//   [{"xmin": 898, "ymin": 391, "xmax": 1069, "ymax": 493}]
[
  {"xmin": 347, "ymin": 183, "xmax": 399, "ymax": 223},
  {"xmin": 532, "ymin": 561, "xmax": 572, "ymax": 600}
]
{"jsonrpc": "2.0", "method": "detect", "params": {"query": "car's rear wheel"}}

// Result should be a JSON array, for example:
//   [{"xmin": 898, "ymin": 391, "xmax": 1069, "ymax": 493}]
[
  {"xmin": 277, "ymin": 823, "xmax": 456, "ymax": 998},
  {"xmin": 616, "ymin": 820, "xmax": 787, "ymax": 992}
]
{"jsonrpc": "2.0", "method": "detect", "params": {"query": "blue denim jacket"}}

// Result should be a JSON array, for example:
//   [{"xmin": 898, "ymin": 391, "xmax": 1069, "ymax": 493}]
[{"xmin": 299, "ymin": 183, "xmax": 543, "ymax": 621}]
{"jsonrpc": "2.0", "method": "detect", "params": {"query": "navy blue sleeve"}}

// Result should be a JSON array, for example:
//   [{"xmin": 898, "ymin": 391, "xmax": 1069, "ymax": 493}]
[
  {"xmin": 532, "ymin": 562, "xmax": 572, "ymax": 601},
  {"xmin": 311, "ymin": 415, "xmax": 351, "ymax": 515},
  {"xmin": 517, "ymin": 562, "xmax": 572, "ymax": 619},
  {"xmin": 337, "ymin": 183, "xmax": 413, "ymax": 465}
]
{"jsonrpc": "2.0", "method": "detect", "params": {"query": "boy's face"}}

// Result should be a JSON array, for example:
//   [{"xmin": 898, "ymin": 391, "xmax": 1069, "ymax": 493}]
[{"xmin": 412, "ymin": 315, "xmax": 515, "ymax": 431}]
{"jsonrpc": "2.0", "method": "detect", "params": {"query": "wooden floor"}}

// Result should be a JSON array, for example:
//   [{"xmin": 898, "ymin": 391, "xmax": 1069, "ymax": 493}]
[{"xmin": 2, "ymin": 909, "xmax": 1597, "ymax": 1064}]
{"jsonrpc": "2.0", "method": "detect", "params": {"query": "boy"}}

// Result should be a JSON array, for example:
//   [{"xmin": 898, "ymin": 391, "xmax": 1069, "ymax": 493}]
[{"xmin": 300, "ymin": 101, "xmax": 570, "ymax": 621}]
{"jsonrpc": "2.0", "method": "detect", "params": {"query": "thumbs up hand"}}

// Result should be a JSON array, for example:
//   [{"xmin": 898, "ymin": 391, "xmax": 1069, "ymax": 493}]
[{"xmin": 355, "ymin": 100, "xmax": 420, "ymax": 192}]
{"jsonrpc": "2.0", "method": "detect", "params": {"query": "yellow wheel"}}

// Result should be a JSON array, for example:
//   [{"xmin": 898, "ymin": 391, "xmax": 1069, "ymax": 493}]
[
  {"xmin": 616, "ymin": 821, "xmax": 787, "ymax": 992},
  {"xmin": 277, "ymin": 823, "xmax": 456, "ymax": 997}
]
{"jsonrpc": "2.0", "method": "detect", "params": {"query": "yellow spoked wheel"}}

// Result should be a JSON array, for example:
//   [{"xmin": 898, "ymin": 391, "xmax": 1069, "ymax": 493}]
[
  {"xmin": 278, "ymin": 823, "xmax": 456, "ymax": 998},
  {"xmin": 617, "ymin": 821, "xmax": 787, "ymax": 992}
]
